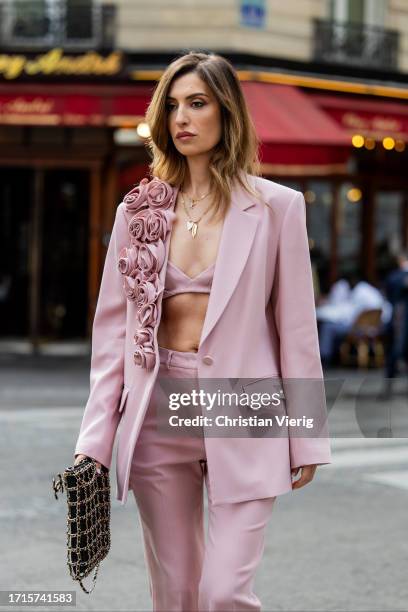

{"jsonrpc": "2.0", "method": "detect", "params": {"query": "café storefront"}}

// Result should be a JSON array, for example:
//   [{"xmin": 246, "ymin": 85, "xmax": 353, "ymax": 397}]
[
  {"xmin": 279, "ymin": 90, "xmax": 408, "ymax": 300},
  {"xmin": 0, "ymin": 47, "xmax": 407, "ymax": 348},
  {"xmin": 0, "ymin": 49, "xmax": 153, "ymax": 347}
]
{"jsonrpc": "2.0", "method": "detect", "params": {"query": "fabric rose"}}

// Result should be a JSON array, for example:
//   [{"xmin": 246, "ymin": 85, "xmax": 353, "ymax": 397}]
[
  {"xmin": 123, "ymin": 269, "xmax": 151, "ymax": 301},
  {"xmin": 137, "ymin": 302, "xmax": 158, "ymax": 327},
  {"xmin": 122, "ymin": 276, "xmax": 140, "ymax": 302},
  {"xmin": 137, "ymin": 240, "xmax": 166, "ymax": 275},
  {"xmin": 123, "ymin": 177, "xmax": 150, "ymax": 213},
  {"xmin": 118, "ymin": 245, "xmax": 139, "ymax": 277},
  {"xmin": 146, "ymin": 178, "xmax": 174, "ymax": 210},
  {"xmin": 134, "ymin": 326, "xmax": 155, "ymax": 347},
  {"xmin": 134, "ymin": 277, "xmax": 163, "ymax": 310},
  {"xmin": 128, "ymin": 209, "xmax": 150, "ymax": 242},
  {"xmin": 146, "ymin": 208, "xmax": 176, "ymax": 241},
  {"xmin": 118, "ymin": 175, "xmax": 178, "ymax": 370},
  {"xmin": 133, "ymin": 341, "xmax": 156, "ymax": 370},
  {"xmin": 139, "ymin": 270, "xmax": 160, "ymax": 286},
  {"xmin": 128, "ymin": 208, "xmax": 176, "ymax": 243}
]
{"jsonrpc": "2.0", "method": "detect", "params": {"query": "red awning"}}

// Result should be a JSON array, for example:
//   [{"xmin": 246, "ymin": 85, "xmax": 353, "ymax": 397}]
[
  {"xmin": 0, "ymin": 81, "xmax": 354, "ymax": 172},
  {"xmin": 241, "ymin": 82, "xmax": 351, "ymax": 167},
  {"xmin": 310, "ymin": 93, "xmax": 408, "ymax": 140},
  {"xmin": 0, "ymin": 84, "xmax": 153, "ymax": 127}
]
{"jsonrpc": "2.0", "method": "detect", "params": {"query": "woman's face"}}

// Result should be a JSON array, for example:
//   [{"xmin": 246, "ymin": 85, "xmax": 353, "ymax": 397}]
[{"xmin": 166, "ymin": 72, "xmax": 222, "ymax": 158}]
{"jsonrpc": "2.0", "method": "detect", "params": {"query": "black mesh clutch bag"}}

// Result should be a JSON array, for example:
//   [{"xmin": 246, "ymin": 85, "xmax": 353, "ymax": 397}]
[{"xmin": 52, "ymin": 457, "xmax": 111, "ymax": 594}]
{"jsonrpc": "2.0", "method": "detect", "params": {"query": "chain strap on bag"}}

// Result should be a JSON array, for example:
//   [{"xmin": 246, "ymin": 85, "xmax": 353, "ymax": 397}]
[{"xmin": 51, "ymin": 457, "xmax": 111, "ymax": 594}]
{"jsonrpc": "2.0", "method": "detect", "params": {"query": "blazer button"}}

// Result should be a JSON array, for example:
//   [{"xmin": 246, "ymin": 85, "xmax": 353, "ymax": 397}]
[{"xmin": 202, "ymin": 355, "xmax": 213, "ymax": 365}]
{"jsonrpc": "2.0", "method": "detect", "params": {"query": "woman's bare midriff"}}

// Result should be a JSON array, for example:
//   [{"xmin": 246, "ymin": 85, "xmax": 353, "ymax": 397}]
[{"xmin": 157, "ymin": 293, "xmax": 210, "ymax": 352}]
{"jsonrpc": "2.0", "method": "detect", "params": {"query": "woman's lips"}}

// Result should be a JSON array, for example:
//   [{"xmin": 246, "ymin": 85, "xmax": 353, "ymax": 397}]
[{"xmin": 177, "ymin": 134, "xmax": 196, "ymax": 140}]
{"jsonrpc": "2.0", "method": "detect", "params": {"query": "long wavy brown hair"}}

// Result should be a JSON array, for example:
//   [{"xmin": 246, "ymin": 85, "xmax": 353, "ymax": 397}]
[{"xmin": 144, "ymin": 51, "xmax": 264, "ymax": 221}]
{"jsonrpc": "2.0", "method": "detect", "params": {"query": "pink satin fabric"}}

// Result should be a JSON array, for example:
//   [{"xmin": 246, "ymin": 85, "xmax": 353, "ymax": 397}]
[
  {"xmin": 162, "ymin": 260, "xmax": 215, "ymax": 300},
  {"xmin": 129, "ymin": 345, "xmax": 276, "ymax": 611}
]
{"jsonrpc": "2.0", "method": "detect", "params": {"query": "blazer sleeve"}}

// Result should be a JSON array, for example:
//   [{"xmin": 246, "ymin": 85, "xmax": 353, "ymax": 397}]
[
  {"xmin": 74, "ymin": 202, "xmax": 129, "ymax": 469},
  {"xmin": 270, "ymin": 191, "xmax": 332, "ymax": 469}
]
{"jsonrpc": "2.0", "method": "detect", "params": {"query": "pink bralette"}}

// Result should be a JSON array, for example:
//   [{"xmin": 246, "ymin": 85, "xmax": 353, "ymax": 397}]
[{"xmin": 163, "ymin": 260, "xmax": 215, "ymax": 299}]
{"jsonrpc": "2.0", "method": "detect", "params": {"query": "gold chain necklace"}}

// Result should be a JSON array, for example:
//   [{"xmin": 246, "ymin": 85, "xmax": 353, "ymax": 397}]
[
  {"xmin": 180, "ymin": 185, "xmax": 212, "ymax": 209},
  {"xmin": 180, "ymin": 191, "xmax": 214, "ymax": 238}
]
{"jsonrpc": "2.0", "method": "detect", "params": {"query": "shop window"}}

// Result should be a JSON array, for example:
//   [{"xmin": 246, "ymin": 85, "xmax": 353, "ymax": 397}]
[
  {"xmin": 30, "ymin": 127, "xmax": 66, "ymax": 145},
  {"xmin": 66, "ymin": 0, "xmax": 93, "ymax": 41},
  {"xmin": 374, "ymin": 189, "xmax": 405, "ymax": 281},
  {"xmin": 0, "ymin": 126, "xmax": 24, "ymax": 144},
  {"xmin": 337, "ymin": 181, "xmax": 362, "ymax": 280},
  {"xmin": 304, "ymin": 181, "xmax": 333, "ymax": 298},
  {"xmin": 10, "ymin": 1, "xmax": 51, "ymax": 39},
  {"xmin": 70, "ymin": 127, "xmax": 110, "ymax": 147},
  {"xmin": 1, "ymin": 0, "xmax": 109, "ymax": 48},
  {"xmin": 0, "ymin": 168, "xmax": 32, "ymax": 337},
  {"xmin": 40, "ymin": 169, "xmax": 89, "ymax": 339}
]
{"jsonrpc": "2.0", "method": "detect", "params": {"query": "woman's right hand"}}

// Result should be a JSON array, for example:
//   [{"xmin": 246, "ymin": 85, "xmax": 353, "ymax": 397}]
[{"xmin": 74, "ymin": 454, "xmax": 102, "ymax": 473}]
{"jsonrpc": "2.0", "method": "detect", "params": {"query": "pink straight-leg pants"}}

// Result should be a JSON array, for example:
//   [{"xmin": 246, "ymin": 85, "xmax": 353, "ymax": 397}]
[{"xmin": 129, "ymin": 345, "xmax": 277, "ymax": 612}]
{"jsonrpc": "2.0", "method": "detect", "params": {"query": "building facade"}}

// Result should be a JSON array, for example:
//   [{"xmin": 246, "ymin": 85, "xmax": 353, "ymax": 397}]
[{"xmin": 0, "ymin": 0, "xmax": 407, "ymax": 348}]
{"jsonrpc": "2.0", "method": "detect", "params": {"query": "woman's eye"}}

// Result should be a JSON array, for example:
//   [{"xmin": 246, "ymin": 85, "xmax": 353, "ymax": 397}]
[{"xmin": 166, "ymin": 101, "xmax": 204, "ymax": 111}]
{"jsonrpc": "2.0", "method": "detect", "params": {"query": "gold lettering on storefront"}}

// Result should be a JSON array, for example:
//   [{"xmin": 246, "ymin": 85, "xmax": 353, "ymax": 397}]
[
  {"xmin": 3, "ymin": 97, "xmax": 55, "ymax": 114},
  {"xmin": 0, "ymin": 48, "xmax": 123, "ymax": 79},
  {"xmin": 0, "ymin": 55, "xmax": 25, "ymax": 80},
  {"xmin": 372, "ymin": 117, "xmax": 402, "ymax": 132},
  {"xmin": 342, "ymin": 112, "xmax": 402, "ymax": 134},
  {"xmin": 343, "ymin": 112, "xmax": 367, "ymax": 129}
]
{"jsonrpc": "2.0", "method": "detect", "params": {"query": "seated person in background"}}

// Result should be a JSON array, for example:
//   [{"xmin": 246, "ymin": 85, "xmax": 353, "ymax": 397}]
[
  {"xmin": 316, "ymin": 273, "xmax": 391, "ymax": 366},
  {"xmin": 323, "ymin": 278, "xmax": 351, "ymax": 306}
]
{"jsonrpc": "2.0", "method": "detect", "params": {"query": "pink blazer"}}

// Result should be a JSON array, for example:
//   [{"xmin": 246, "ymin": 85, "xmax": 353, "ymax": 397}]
[{"xmin": 74, "ymin": 172, "xmax": 332, "ymax": 506}]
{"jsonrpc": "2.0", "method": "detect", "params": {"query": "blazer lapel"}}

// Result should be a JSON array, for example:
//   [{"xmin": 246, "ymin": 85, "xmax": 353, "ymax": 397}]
[{"xmin": 198, "ymin": 176, "xmax": 260, "ymax": 349}]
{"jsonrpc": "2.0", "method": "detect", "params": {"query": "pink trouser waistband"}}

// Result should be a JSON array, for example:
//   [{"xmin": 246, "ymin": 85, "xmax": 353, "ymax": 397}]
[{"xmin": 158, "ymin": 345, "xmax": 198, "ymax": 369}]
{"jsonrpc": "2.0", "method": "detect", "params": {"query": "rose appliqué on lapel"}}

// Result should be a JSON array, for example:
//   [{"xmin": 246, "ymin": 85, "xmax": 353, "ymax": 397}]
[{"xmin": 117, "ymin": 177, "xmax": 177, "ymax": 370}]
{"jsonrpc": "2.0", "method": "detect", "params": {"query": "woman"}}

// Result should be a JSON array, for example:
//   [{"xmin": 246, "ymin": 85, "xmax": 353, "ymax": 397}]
[{"xmin": 74, "ymin": 51, "xmax": 331, "ymax": 611}]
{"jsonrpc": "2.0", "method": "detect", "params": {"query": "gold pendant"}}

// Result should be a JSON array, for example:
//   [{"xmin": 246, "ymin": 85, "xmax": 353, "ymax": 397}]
[{"xmin": 186, "ymin": 220, "xmax": 198, "ymax": 238}]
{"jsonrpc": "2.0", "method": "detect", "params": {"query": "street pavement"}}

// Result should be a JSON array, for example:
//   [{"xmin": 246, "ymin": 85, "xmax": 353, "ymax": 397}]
[{"xmin": 0, "ymin": 353, "xmax": 407, "ymax": 612}]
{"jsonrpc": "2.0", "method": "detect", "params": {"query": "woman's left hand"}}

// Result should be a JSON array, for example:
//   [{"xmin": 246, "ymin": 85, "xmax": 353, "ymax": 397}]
[{"xmin": 291, "ymin": 464, "xmax": 317, "ymax": 489}]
